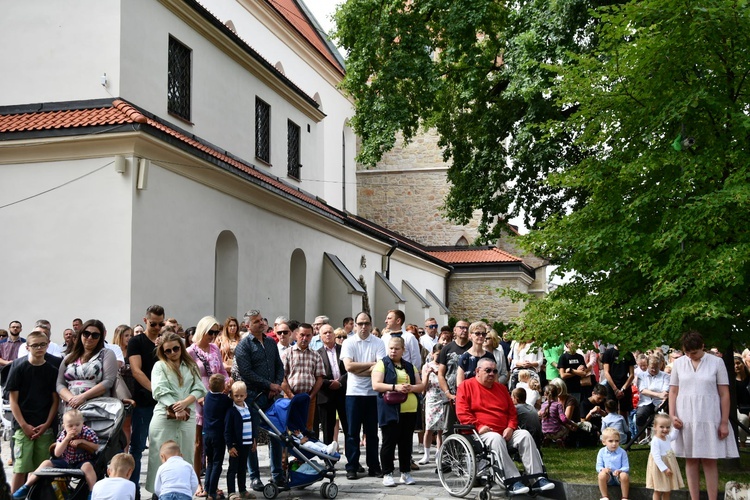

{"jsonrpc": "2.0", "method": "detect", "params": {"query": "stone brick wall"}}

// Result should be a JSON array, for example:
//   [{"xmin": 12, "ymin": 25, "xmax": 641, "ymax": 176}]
[
  {"xmin": 447, "ymin": 275, "xmax": 529, "ymax": 324},
  {"xmin": 356, "ymin": 130, "xmax": 482, "ymax": 246}
]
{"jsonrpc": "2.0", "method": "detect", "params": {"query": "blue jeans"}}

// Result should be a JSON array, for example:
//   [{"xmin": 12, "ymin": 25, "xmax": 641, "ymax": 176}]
[
  {"xmin": 247, "ymin": 405, "xmax": 283, "ymax": 482},
  {"xmin": 158, "ymin": 493, "xmax": 192, "ymax": 500},
  {"xmin": 345, "ymin": 395, "xmax": 380, "ymax": 473},
  {"xmin": 203, "ymin": 434, "xmax": 226, "ymax": 496},
  {"xmin": 129, "ymin": 405, "xmax": 154, "ymax": 485}
]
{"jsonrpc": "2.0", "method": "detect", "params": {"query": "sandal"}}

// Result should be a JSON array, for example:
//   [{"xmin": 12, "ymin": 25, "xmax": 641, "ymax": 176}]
[
  {"xmin": 195, "ymin": 486, "xmax": 208, "ymax": 497},
  {"xmin": 239, "ymin": 492, "xmax": 256, "ymax": 499}
]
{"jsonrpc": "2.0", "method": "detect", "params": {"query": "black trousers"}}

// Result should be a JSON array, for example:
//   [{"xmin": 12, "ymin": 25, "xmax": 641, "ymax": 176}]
[
  {"xmin": 380, "ymin": 412, "xmax": 417, "ymax": 475},
  {"xmin": 318, "ymin": 394, "xmax": 348, "ymax": 444}
]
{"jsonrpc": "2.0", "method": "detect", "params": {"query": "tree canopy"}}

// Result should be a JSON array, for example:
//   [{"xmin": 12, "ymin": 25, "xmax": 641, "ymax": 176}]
[
  {"xmin": 335, "ymin": 0, "xmax": 750, "ymax": 350},
  {"xmin": 334, "ymin": 0, "xmax": 616, "ymax": 238}
]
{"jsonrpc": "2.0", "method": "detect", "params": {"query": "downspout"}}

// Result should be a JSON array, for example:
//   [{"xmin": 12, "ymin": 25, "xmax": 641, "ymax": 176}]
[
  {"xmin": 384, "ymin": 238, "xmax": 398, "ymax": 280},
  {"xmin": 444, "ymin": 265, "xmax": 454, "ymax": 308}
]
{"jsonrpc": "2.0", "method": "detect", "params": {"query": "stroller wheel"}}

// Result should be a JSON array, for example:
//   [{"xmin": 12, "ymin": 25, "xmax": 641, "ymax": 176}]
[
  {"xmin": 325, "ymin": 482, "xmax": 338, "ymax": 499},
  {"xmin": 262, "ymin": 482, "xmax": 278, "ymax": 500},
  {"xmin": 319, "ymin": 483, "xmax": 327, "ymax": 498},
  {"xmin": 26, "ymin": 482, "xmax": 56, "ymax": 500}
]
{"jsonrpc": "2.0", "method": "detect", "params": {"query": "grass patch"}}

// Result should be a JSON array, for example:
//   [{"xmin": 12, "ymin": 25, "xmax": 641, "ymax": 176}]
[{"xmin": 541, "ymin": 445, "xmax": 750, "ymax": 492}]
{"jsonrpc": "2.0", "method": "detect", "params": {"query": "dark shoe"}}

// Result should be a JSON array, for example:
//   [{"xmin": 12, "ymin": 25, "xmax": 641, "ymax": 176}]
[
  {"xmin": 410, "ymin": 460, "xmax": 420, "ymax": 470},
  {"xmin": 346, "ymin": 471, "xmax": 358, "ymax": 480},
  {"xmin": 367, "ymin": 468, "xmax": 383, "ymax": 478},
  {"xmin": 250, "ymin": 479, "xmax": 264, "ymax": 492},
  {"xmin": 272, "ymin": 477, "xmax": 286, "ymax": 488},
  {"xmin": 531, "ymin": 478, "xmax": 555, "ymax": 491},
  {"xmin": 357, "ymin": 465, "xmax": 365, "ymax": 473}
]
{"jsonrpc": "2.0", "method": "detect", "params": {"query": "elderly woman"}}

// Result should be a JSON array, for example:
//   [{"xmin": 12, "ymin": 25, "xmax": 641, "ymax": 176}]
[
  {"xmin": 146, "ymin": 332, "xmax": 206, "ymax": 494},
  {"xmin": 57, "ymin": 319, "xmax": 118, "ymax": 410},
  {"xmin": 484, "ymin": 329, "xmax": 510, "ymax": 386},
  {"xmin": 187, "ymin": 316, "xmax": 230, "ymax": 497},
  {"xmin": 372, "ymin": 336, "xmax": 425, "ymax": 487},
  {"xmin": 456, "ymin": 322, "xmax": 496, "ymax": 387},
  {"xmin": 509, "ymin": 337, "xmax": 543, "ymax": 390}
]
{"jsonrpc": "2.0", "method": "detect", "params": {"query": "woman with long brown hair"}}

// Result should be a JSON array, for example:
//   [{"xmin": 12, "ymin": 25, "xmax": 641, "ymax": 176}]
[
  {"xmin": 219, "ymin": 316, "xmax": 242, "ymax": 374},
  {"xmin": 145, "ymin": 332, "xmax": 206, "ymax": 495}
]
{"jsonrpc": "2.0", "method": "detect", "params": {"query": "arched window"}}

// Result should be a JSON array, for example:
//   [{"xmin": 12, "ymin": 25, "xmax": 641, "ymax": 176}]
[
  {"xmin": 290, "ymin": 248, "xmax": 306, "ymax": 320},
  {"xmin": 214, "ymin": 230, "xmax": 238, "ymax": 321}
]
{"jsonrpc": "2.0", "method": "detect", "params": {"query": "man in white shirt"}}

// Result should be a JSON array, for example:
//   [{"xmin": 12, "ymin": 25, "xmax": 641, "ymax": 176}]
[
  {"xmin": 276, "ymin": 322, "xmax": 294, "ymax": 357},
  {"xmin": 420, "ymin": 318, "xmax": 439, "ymax": 352},
  {"xmin": 341, "ymin": 312, "xmax": 385, "ymax": 480},
  {"xmin": 381, "ymin": 310, "xmax": 421, "ymax": 369},
  {"xmin": 634, "ymin": 355, "xmax": 670, "ymax": 442}
]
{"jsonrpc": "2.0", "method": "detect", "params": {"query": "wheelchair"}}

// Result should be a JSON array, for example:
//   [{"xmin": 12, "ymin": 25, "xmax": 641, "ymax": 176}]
[{"xmin": 437, "ymin": 424, "xmax": 550, "ymax": 499}]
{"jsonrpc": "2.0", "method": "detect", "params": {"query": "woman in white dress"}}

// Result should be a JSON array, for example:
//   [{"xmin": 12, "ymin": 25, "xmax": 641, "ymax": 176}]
[{"xmin": 669, "ymin": 330, "xmax": 738, "ymax": 500}]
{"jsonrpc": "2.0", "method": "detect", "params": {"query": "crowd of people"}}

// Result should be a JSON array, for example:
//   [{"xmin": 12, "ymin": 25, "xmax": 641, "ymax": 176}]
[{"xmin": 0, "ymin": 310, "xmax": 747, "ymax": 500}]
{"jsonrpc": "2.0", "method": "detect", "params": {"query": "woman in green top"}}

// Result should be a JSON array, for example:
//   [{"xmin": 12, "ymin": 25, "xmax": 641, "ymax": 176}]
[{"xmin": 145, "ymin": 332, "xmax": 207, "ymax": 493}]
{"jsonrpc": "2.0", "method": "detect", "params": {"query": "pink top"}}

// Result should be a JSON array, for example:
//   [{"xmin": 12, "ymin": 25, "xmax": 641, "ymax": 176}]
[{"xmin": 187, "ymin": 343, "xmax": 228, "ymax": 426}]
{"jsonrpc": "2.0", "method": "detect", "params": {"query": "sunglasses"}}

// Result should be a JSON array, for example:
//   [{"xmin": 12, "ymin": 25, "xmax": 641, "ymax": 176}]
[
  {"xmin": 473, "ymin": 331, "xmax": 487, "ymax": 336},
  {"xmin": 207, "ymin": 329, "xmax": 220, "ymax": 336},
  {"xmin": 149, "ymin": 321, "xmax": 166, "ymax": 328},
  {"xmin": 277, "ymin": 330, "xmax": 291, "ymax": 335},
  {"xmin": 426, "ymin": 324, "xmax": 438, "ymax": 329},
  {"xmin": 336, "ymin": 336, "xmax": 347, "ymax": 340},
  {"xmin": 82, "ymin": 331, "xmax": 102, "ymax": 340},
  {"xmin": 481, "ymin": 368, "xmax": 499, "ymax": 374},
  {"xmin": 356, "ymin": 322, "xmax": 371, "ymax": 327},
  {"xmin": 163, "ymin": 345, "xmax": 181, "ymax": 355},
  {"xmin": 0, "ymin": 334, "xmax": 7, "ymax": 338}
]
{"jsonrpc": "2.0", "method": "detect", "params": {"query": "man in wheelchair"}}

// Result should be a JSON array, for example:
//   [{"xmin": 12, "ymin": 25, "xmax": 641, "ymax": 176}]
[{"xmin": 456, "ymin": 358, "xmax": 554, "ymax": 495}]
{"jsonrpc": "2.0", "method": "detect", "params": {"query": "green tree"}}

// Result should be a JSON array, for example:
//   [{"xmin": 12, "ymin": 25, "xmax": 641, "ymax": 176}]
[
  {"xmin": 515, "ymin": 0, "xmax": 750, "ymax": 352},
  {"xmin": 334, "ymin": 0, "xmax": 619, "ymax": 238}
]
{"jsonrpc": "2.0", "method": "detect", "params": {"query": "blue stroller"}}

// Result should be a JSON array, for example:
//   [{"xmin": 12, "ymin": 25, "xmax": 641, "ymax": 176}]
[{"xmin": 255, "ymin": 393, "xmax": 341, "ymax": 499}]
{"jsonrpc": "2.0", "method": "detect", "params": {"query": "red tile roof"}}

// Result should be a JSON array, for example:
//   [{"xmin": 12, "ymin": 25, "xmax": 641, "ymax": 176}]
[
  {"xmin": 427, "ymin": 247, "xmax": 522, "ymax": 264},
  {"xmin": 266, "ymin": 0, "xmax": 344, "ymax": 74},
  {"xmin": 0, "ymin": 99, "xmax": 529, "ymax": 272}
]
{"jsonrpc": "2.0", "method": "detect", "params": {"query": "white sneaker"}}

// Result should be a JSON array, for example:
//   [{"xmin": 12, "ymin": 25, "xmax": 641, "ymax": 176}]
[
  {"xmin": 383, "ymin": 473, "xmax": 396, "ymax": 487},
  {"xmin": 400, "ymin": 472, "xmax": 416, "ymax": 485},
  {"xmin": 325, "ymin": 441, "xmax": 339, "ymax": 454},
  {"xmin": 417, "ymin": 453, "xmax": 430, "ymax": 465}
]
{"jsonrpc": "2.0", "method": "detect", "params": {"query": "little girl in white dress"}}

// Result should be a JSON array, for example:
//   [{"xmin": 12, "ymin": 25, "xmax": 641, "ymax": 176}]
[{"xmin": 646, "ymin": 413, "xmax": 684, "ymax": 500}]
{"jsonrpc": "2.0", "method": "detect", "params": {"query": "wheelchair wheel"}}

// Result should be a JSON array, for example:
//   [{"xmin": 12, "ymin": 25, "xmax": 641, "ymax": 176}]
[
  {"xmin": 26, "ymin": 482, "xmax": 56, "ymax": 500},
  {"xmin": 437, "ymin": 433, "xmax": 476, "ymax": 497}
]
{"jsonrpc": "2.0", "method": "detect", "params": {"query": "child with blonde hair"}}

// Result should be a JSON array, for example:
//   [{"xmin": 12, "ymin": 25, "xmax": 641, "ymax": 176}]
[
  {"xmin": 596, "ymin": 427, "xmax": 630, "ymax": 500},
  {"xmin": 225, "ymin": 381, "xmax": 255, "ymax": 499},
  {"xmin": 91, "ymin": 453, "xmax": 136, "ymax": 500},
  {"xmin": 154, "ymin": 441, "xmax": 199, "ymax": 500},
  {"xmin": 646, "ymin": 414, "xmax": 683, "ymax": 500}
]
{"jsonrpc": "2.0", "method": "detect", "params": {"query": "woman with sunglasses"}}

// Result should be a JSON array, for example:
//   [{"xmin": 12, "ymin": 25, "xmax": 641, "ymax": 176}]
[
  {"xmin": 455, "ymin": 321, "xmax": 496, "ymax": 387},
  {"xmin": 186, "ymin": 316, "xmax": 230, "ymax": 497},
  {"xmin": 56, "ymin": 319, "xmax": 117, "ymax": 411},
  {"xmin": 146, "ymin": 332, "xmax": 207, "ymax": 495}
]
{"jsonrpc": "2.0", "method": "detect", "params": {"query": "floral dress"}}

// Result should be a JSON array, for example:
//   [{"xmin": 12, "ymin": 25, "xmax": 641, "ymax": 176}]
[
  {"xmin": 57, "ymin": 348, "xmax": 117, "ymax": 408},
  {"xmin": 423, "ymin": 361, "xmax": 448, "ymax": 430},
  {"xmin": 187, "ymin": 343, "xmax": 228, "ymax": 426}
]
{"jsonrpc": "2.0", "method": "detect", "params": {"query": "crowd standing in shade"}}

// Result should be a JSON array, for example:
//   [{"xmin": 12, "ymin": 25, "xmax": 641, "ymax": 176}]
[{"xmin": 2, "ymin": 308, "xmax": 747, "ymax": 500}]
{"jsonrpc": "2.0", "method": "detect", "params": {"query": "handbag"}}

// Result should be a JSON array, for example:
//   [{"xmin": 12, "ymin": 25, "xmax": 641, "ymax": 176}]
[
  {"xmin": 383, "ymin": 391, "xmax": 407, "ymax": 405},
  {"xmin": 580, "ymin": 374, "xmax": 593, "ymax": 387},
  {"xmin": 114, "ymin": 373, "xmax": 132, "ymax": 401}
]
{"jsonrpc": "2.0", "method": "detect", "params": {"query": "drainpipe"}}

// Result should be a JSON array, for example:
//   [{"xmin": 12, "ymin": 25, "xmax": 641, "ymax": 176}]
[
  {"xmin": 444, "ymin": 265, "xmax": 454, "ymax": 308},
  {"xmin": 384, "ymin": 238, "xmax": 398, "ymax": 280}
]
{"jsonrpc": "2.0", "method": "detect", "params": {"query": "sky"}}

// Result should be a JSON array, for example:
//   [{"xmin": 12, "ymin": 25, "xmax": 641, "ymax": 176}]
[{"xmin": 306, "ymin": 0, "xmax": 340, "ymax": 39}]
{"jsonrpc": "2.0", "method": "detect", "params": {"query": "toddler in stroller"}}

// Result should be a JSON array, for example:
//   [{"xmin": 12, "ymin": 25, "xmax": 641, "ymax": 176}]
[
  {"xmin": 255, "ymin": 393, "xmax": 340, "ymax": 499},
  {"xmin": 15, "ymin": 398, "xmax": 126, "ymax": 500}
]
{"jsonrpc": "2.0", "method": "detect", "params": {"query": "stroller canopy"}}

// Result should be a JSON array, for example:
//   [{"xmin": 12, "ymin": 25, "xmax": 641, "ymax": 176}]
[{"xmin": 261, "ymin": 393, "xmax": 310, "ymax": 433}]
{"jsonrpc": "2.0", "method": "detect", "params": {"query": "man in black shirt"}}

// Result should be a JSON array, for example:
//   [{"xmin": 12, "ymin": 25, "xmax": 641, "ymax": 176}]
[
  {"xmin": 437, "ymin": 320, "xmax": 471, "ymax": 435},
  {"xmin": 127, "ymin": 304, "xmax": 165, "ymax": 488},
  {"xmin": 558, "ymin": 342, "xmax": 588, "ymax": 403},
  {"xmin": 601, "ymin": 345, "xmax": 636, "ymax": 418}
]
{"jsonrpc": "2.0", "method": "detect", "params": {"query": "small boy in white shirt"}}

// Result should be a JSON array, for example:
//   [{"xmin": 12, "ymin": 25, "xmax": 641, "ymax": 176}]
[
  {"xmin": 91, "ymin": 453, "xmax": 136, "ymax": 500},
  {"xmin": 154, "ymin": 441, "xmax": 199, "ymax": 500}
]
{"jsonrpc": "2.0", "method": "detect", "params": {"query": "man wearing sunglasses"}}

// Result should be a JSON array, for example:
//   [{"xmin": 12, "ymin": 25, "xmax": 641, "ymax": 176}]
[
  {"xmin": 421, "ymin": 318, "xmax": 439, "ymax": 352},
  {"xmin": 127, "ymin": 304, "xmax": 165, "ymax": 491},
  {"xmin": 456, "ymin": 358, "xmax": 554, "ymax": 495}
]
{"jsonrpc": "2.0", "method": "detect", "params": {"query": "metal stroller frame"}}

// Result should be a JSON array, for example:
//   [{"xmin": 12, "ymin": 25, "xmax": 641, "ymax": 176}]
[
  {"xmin": 253, "ymin": 393, "xmax": 340, "ymax": 500},
  {"xmin": 27, "ymin": 398, "xmax": 127, "ymax": 500}
]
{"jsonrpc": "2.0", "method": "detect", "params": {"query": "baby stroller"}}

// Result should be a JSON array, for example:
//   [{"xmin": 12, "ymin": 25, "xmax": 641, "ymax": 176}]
[
  {"xmin": 255, "ymin": 393, "xmax": 340, "ymax": 499},
  {"xmin": 27, "ymin": 398, "xmax": 127, "ymax": 500}
]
